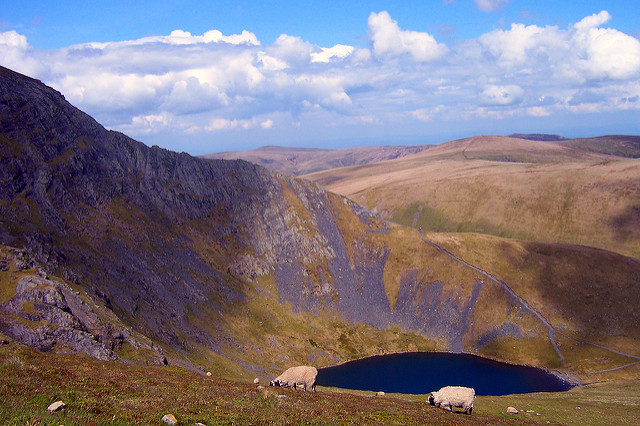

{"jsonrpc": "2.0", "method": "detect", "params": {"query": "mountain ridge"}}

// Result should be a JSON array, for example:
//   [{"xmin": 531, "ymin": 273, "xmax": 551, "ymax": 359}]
[
  {"xmin": 1, "ymin": 65, "xmax": 639, "ymax": 383},
  {"xmin": 201, "ymin": 143, "xmax": 433, "ymax": 176}
]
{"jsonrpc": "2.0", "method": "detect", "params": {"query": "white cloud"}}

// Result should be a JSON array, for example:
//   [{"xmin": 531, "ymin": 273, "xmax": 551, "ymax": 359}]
[
  {"xmin": 572, "ymin": 12, "xmax": 640, "ymax": 80},
  {"xmin": 258, "ymin": 52, "xmax": 288, "ymax": 70},
  {"xmin": 480, "ymin": 85, "xmax": 524, "ymax": 106},
  {"xmin": 477, "ymin": 10, "xmax": 640, "ymax": 82},
  {"xmin": 1, "ymin": 10, "xmax": 639, "ymax": 154},
  {"xmin": 268, "ymin": 34, "xmax": 315, "ymax": 66},
  {"xmin": 205, "ymin": 117, "xmax": 259, "ymax": 131},
  {"xmin": 368, "ymin": 11, "xmax": 448, "ymax": 62},
  {"xmin": 573, "ymin": 10, "xmax": 611, "ymax": 31},
  {"xmin": 478, "ymin": 23, "xmax": 564, "ymax": 66},
  {"xmin": 311, "ymin": 44, "xmax": 354, "ymax": 63},
  {"xmin": 0, "ymin": 31, "xmax": 45, "ymax": 77},
  {"xmin": 80, "ymin": 29, "xmax": 260, "ymax": 49},
  {"xmin": 0, "ymin": 30, "xmax": 28, "ymax": 48}
]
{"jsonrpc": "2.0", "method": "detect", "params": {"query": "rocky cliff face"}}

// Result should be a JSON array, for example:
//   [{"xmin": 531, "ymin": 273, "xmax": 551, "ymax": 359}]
[{"xmin": 0, "ymin": 66, "xmax": 555, "ymax": 374}]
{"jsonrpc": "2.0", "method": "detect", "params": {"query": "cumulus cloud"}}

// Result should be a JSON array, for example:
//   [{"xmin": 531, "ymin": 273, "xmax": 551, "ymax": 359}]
[
  {"xmin": 368, "ymin": 11, "xmax": 448, "ymax": 61},
  {"xmin": 267, "ymin": 34, "xmax": 315, "ymax": 66},
  {"xmin": 311, "ymin": 44, "xmax": 354, "ymax": 63},
  {"xmin": 0, "ymin": 30, "xmax": 45, "ymax": 77},
  {"xmin": 477, "ymin": 10, "xmax": 640, "ymax": 81},
  {"xmin": 572, "ymin": 11, "xmax": 640, "ymax": 80},
  {"xmin": 1, "ymin": 9, "xmax": 639, "ymax": 153},
  {"xmin": 0, "ymin": 30, "xmax": 28, "ymax": 48}
]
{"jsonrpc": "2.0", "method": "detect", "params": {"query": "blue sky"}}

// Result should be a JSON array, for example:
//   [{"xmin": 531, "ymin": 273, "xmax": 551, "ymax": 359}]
[{"xmin": 2, "ymin": 1, "xmax": 640, "ymax": 154}]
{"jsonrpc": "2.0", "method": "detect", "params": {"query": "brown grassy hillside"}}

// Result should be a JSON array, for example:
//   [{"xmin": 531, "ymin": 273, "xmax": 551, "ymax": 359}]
[
  {"xmin": 424, "ymin": 232, "xmax": 640, "ymax": 378},
  {"xmin": 305, "ymin": 135, "xmax": 640, "ymax": 259},
  {"xmin": 202, "ymin": 144, "xmax": 432, "ymax": 175}
]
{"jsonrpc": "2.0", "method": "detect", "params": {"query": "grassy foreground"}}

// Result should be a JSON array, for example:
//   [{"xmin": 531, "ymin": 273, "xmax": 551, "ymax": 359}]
[{"xmin": 2, "ymin": 339, "xmax": 640, "ymax": 425}]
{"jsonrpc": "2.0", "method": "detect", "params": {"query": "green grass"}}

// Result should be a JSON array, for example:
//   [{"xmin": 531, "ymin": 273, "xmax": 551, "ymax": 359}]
[{"xmin": 0, "ymin": 339, "xmax": 532, "ymax": 425}]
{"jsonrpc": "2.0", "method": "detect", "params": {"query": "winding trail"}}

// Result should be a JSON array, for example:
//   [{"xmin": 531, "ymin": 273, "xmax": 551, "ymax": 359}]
[
  {"xmin": 586, "ymin": 360, "xmax": 640, "ymax": 375},
  {"xmin": 416, "ymin": 229, "xmax": 565, "ymax": 363},
  {"xmin": 414, "ymin": 228, "xmax": 640, "ymax": 371}
]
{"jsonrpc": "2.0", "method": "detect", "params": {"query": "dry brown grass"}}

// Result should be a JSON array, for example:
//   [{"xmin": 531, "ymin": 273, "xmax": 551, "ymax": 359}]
[{"xmin": 305, "ymin": 136, "xmax": 640, "ymax": 259}]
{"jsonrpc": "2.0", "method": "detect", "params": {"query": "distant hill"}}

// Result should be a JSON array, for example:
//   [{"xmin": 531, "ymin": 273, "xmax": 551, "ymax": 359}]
[
  {"xmin": 508, "ymin": 133, "xmax": 567, "ymax": 141},
  {"xmin": 305, "ymin": 135, "xmax": 640, "ymax": 260},
  {"xmin": 509, "ymin": 133, "xmax": 640, "ymax": 158},
  {"xmin": 201, "ymin": 144, "xmax": 433, "ymax": 176},
  {"xmin": 556, "ymin": 135, "xmax": 640, "ymax": 158}
]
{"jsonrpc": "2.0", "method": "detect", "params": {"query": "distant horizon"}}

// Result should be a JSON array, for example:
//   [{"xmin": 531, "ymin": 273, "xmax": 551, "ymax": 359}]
[
  {"xmin": 204, "ymin": 131, "xmax": 640, "ymax": 155},
  {"xmin": 2, "ymin": 1, "xmax": 640, "ymax": 155}
]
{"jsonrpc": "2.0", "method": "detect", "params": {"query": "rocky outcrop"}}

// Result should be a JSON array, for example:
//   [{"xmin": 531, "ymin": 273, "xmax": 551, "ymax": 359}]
[
  {"xmin": 0, "ymin": 65, "xmax": 400, "ymax": 359},
  {"xmin": 2, "ymin": 274, "xmax": 116, "ymax": 359},
  {"xmin": 0, "ymin": 65, "xmax": 558, "ymax": 371},
  {"xmin": 0, "ymin": 246, "xmax": 165, "ymax": 364}
]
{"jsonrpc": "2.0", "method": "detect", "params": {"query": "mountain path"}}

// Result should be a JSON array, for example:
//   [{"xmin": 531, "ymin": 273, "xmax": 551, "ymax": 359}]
[
  {"xmin": 415, "ymin": 227, "xmax": 640, "ymax": 367},
  {"xmin": 416, "ymin": 228, "xmax": 565, "ymax": 363}
]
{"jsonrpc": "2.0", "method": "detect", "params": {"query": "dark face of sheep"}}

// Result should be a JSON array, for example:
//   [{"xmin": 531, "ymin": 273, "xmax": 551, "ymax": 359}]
[
  {"xmin": 270, "ymin": 380, "xmax": 280, "ymax": 387},
  {"xmin": 428, "ymin": 394, "xmax": 435, "ymax": 406}
]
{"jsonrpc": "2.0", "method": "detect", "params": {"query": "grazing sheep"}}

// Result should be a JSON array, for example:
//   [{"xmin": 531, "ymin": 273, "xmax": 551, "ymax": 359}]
[
  {"xmin": 428, "ymin": 386, "xmax": 475, "ymax": 414},
  {"xmin": 270, "ymin": 366, "xmax": 318, "ymax": 392}
]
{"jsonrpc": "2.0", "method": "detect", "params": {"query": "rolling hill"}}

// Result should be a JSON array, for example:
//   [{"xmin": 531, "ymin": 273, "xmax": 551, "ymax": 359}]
[
  {"xmin": 201, "ymin": 143, "xmax": 432, "ymax": 176},
  {"xmin": 305, "ymin": 135, "xmax": 640, "ymax": 260}
]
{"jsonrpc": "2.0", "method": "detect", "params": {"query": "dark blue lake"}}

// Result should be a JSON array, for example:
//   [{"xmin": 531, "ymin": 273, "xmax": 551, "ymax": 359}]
[{"xmin": 316, "ymin": 352, "xmax": 575, "ymax": 396}]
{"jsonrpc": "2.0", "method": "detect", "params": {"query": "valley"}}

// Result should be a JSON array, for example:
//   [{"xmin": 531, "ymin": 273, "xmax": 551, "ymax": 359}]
[{"xmin": 1, "ymin": 64, "xmax": 640, "ymax": 423}]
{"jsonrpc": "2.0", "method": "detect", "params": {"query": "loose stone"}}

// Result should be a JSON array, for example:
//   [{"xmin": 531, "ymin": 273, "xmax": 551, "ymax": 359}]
[
  {"xmin": 47, "ymin": 401, "xmax": 65, "ymax": 413},
  {"xmin": 161, "ymin": 413, "xmax": 177, "ymax": 425}
]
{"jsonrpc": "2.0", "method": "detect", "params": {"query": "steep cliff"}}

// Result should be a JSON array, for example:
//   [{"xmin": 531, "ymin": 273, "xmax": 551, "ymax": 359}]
[{"xmin": 4, "ymin": 65, "xmax": 627, "ymax": 377}]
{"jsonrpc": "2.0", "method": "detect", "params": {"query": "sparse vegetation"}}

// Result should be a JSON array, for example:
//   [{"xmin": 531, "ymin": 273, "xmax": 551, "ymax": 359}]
[
  {"xmin": 306, "ymin": 135, "xmax": 640, "ymax": 259},
  {"xmin": 2, "ymin": 339, "xmax": 639, "ymax": 425},
  {"xmin": 2, "ymin": 67, "xmax": 640, "ymax": 425}
]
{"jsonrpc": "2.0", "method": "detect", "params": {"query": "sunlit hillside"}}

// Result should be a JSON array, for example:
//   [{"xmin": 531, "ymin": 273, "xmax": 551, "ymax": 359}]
[{"xmin": 305, "ymin": 135, "xmax": 640, "ymax": 259}]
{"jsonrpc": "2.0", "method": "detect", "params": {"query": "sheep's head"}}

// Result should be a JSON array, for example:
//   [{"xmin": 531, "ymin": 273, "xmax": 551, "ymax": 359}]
[
  {"xmin": 428, "ymin": 394, "xmax": 435, "ymax": 405},
  {"xmin": 270, "ymin": 379, "xmax": 280, "ymax": 387}
]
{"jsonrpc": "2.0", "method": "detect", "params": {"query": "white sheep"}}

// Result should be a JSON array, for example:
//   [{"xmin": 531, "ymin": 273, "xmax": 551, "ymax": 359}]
[
  {"xmin": 428, "ymin": 386, "xmax": 475, "ymax": 414},
  {"xmin": 270, "ymin": 366, "xmax": 318, "ymax": 392}
]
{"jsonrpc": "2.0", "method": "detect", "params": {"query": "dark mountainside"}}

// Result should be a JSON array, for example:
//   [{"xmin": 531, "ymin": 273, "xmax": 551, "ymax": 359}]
[
  {"xmin": 508, "ymin": 133, "xmax": 567, "ymax": 141},
  {"xmin": 1, "ymin": 66, "xmax": 639, "ymax": 382},
  {"xmin": 201, "ymin": 144, "xmax": 433, "ymax": 176}
]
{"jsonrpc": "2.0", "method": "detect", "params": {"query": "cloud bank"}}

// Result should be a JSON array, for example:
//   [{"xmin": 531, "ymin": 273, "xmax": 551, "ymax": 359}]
[{"xmin": 1, "ymin": 10, "xmax": 639, "ymax": 153}]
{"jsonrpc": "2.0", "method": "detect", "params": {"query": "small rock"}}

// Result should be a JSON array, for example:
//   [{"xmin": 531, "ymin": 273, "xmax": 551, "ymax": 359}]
[
  {"xmin": 277, "ymin": 395, "xmax": 286, "ymax": 399},
  {"xmin": 257, "ymin": 385, "xmax": 265, "ymax": 390},
  {"xmin": 47, "ymin": 400, "xmax": 65, "ymax": 413},
  {"xmin": 253, "ymin": 377, "xmax": 260, "ymax": 384},
  {"xmin": 196, "ymin": 423, "xmax": 207, "ymax": 426},
  {"xmin": 206, "ymin": 371, "xmax": 212, "ymax": 376},
  {"xmin": 376, "ymin": 391, "xmax": 385, "ymax": 397},
  {"xmin": 526, "ymin": 410, "xmax": 535, "ymax": 413},
  {"xmin": 161, "ymin": 413, "xmax": 177, "ymax": 425},
  {"xmin": 576, "ymin": 406, "xmax": 581, "ymax": 410},
  {"xmin": 507, "ymin": 406, "xmax": 518, "ymax": 414}
]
